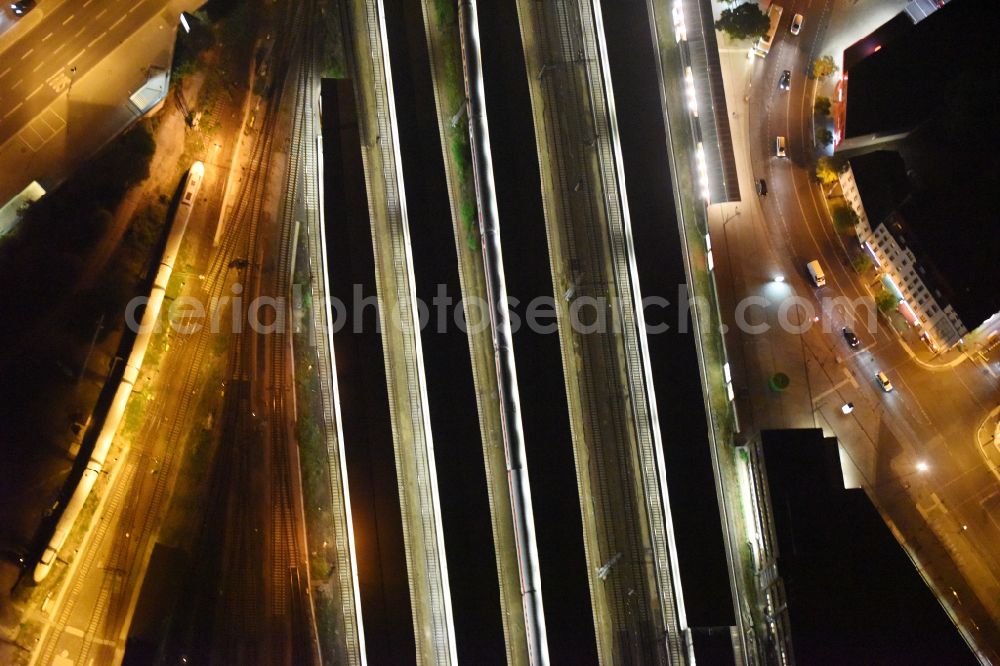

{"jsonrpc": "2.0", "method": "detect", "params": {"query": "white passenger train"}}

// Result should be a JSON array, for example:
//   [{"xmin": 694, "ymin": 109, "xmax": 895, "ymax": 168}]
[{"xmin": 33, "ymin": 162, "xmax": 204, "ymax": 583}]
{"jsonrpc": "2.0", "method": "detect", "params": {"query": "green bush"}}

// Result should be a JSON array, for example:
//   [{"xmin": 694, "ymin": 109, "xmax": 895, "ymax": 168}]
[
  {"xmin": 876, "ymin": 288, "xmax": 899, "ymax": 314},
  {"xmin": 450, "ymin": 131, "xmax": 470, "ymax": 185},
  {"xmin": 769, "ymin": 372, "xmax": 790, "ymax": 392},
  {"xmin": 715, "ymin": 3, "xmax": 770, "ymax": 40},
  {"xmin": 831, "ymin": 203, "xmax": 859, "ymax": 234},
  {"xmin": 433, "ymin": 0, "xmax": 457, "ymax": 26}
]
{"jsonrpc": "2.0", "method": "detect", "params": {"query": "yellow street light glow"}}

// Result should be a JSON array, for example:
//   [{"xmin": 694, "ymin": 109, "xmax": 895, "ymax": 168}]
[{"xmin": 916, "ymin": 460, "xmax": 930, "ymax": 473}]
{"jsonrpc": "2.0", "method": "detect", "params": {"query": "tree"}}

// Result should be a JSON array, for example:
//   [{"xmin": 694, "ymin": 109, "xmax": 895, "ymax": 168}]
[
  {"xmin": 715, "ymin": 3, "xmax": 770, "ymax": 41},
  {"xmin": 815, "ymin": 155, "xmax": 846, "ymax": 186},
  {"xmin": 851, "ymin": 253, "xmax": 873, "ymax": 275},
  {"xmin": 769, "ymin": 372, "xmax": 790, "ymax": 392},
  {"xmin": 817, "ymin": 127, "xmax": 834, "ymax": 147},
  {"xmin": 831, "ymin": 203, "xmax": 859, "ymax": 234},
  {"xmin": 814, "ymin": 96, "xmax": 832, "ymax": 117},
  {"xmin": 811, "ymin": 55, "xmax": 839, "ymax": 80},
  {"xmin": 875, "ymin": 288, "xmax": 899, "ymax": 314}
]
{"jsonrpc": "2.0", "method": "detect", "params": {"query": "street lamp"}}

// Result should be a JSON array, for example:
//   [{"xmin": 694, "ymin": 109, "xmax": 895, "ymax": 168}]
[{"xmin": 915, "ymin": 460, "xmax": 930, "ymax": 473}]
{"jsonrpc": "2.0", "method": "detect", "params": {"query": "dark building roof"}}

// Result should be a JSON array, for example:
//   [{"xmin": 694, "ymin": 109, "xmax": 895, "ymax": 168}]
[
  {"xmin": 760, "ymin": 429, "xmax": 975, "ymax": 666},
  {"xmin": 885, "ymin": 190, "xmax": 999, "ymax": 328},
  {"xmin": 842, "ymin": 12, "xmax": 912, "ymax": 74},
  {"xmin": 849, "ymin": 151, "xmax": 910, "ymax": 228},
  {"xmin": 844, "ymin": 0, "xmax": 1000, "ymax": 140}
]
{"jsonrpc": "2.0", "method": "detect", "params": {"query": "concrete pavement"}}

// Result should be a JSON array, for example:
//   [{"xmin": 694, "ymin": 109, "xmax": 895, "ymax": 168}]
[{"xmin": 344, "ymin": 0, "xmax": 458, "ymax": 661}]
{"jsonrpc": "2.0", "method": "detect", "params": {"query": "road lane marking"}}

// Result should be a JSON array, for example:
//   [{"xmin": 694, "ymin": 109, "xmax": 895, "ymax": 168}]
[
  {"xmin": 61, "ymin": 14, "xmax": 75, "ymax": 26},
  {"xmin": 109, "ymin": 15, "xmax": 126, "ymax": 30},
  {"xmin": 26, "ymin": 84, "xmax": 44, "ymax": 100},
  {"xmin": 87, "ymin": 34, "xmax": 104, "ymax": 48},
  {"xmin": 73, "ymin": 26, "xmax": 86, "ymax": 38},
  {"xmin": 3, "ymin": 102, "xmax": 23, "ymax": 120},
  {"xmin": 95, "ymin": 8, "xmax": 108, "ymax": 19},
  {"xmin": 42, "ymin": 31, "xmax": 54, "ymax": 41},
  {"xmin": 68, "ymin": 48, "xmax": 85, "ymax": 65},
  {"xmin": 53, "ymin": 43, "xmax": 66, "ymax": 55},
  {"xmin": 0, "ymin": 67, "xmax": 9, "ymax": 79},
  {"xmin": 20, "ymin": 48, "xmax": 34, "ymax": 60},
  {"xmin": 128, "ymin": 0, "xmax": 146, "ymax": 13},
  {"xmin": 83, "ymin": 0, "xmax": 93, "ymax": 5},
  {"xmin": 46, "ymin": 70, "xmax": 71, "ymax": 93},
  {"xmin": 33, "ymin": 61, "xmax": 44, "ymax": 73},
  {"xmin": 12, "ymin": 78, "xmax": 22, "ymax": 88}
]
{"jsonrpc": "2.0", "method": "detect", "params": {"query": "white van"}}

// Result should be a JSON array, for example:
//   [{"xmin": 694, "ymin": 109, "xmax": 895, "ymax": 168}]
[
  {"xmin": 775, "ymin": 136, "xmax": 787, "ymax": 158},
  {"xmin": 807, "ymin": 260, "xmax": 825, "ymax": 287}
]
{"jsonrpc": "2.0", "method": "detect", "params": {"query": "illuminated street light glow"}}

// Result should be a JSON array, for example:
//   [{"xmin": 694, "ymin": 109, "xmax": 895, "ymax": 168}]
[
  {"xmin": 916, "ymin": 460, "xmax": 930, "ymax": 473},
  {"xmin": 774, "ymin": 275, "xmax": 785, "ymax": 283}
]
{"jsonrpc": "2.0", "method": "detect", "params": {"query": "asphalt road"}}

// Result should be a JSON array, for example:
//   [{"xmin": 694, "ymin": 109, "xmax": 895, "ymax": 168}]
[
  {"xmin": 739, "ymin": 0, "xmax": 1000, "ymax": 655},
  {"xmin": 0, "ymin": 0, "xmax": 169, "ymax": 145}
]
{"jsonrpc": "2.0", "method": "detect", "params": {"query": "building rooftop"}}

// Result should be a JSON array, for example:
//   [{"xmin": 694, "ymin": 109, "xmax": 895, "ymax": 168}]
[
  {"xmin": 844, "ymin": 0, "xmax": 998, "ymax": 140},
  {"xmin": 760, "ymin": 429, "xmax": 975, "ymax": 665},
  {"xmin": 886, "ymin": 187, "xmax": 1000, "ymax": 328}
]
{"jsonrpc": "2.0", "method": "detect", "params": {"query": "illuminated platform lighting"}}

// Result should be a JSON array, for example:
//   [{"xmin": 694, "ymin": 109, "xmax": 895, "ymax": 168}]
[
  {"xmin": 672, "ymin": 0, "xmax": 687, "ymax": 42},
  {"xmin": 684, "ymin": 67, "xmax": 698, "ymax": 117},
  {"xmin": 695, "ymin": 142, "xmax": 710, "ymax": 201}
]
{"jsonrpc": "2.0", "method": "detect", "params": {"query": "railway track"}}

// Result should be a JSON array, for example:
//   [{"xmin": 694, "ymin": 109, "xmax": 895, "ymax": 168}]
[
  {"xmin": 35, "ymin": 3, "xmax": 317, "ymax": 665},
  {"xmin": 260, "ymin": 3, "xmax": 322, "ymax": 663},
  {"xmin": 529, "ymin": 0, "xmax": 685, "ymax": 661}
]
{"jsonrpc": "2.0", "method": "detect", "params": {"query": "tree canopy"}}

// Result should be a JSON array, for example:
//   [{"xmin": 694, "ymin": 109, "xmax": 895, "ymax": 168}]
[
  {"xmin": 832, "ymin": 203, "xmax": 859, "ymax": 234},
  {"xmin": 815, "ymin": 156, "xmax": 846, "ymax": 185},
  {"xmin": 876, "ymin": 288, "xmax": 899, "ymax": 314},
  {"xmin": 715, "ymin": 3, "xmax": 770, "ymax": 41},
  {"xmin": 811, "ymin": 55, "xmax": 839, "ymax": 79}
]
